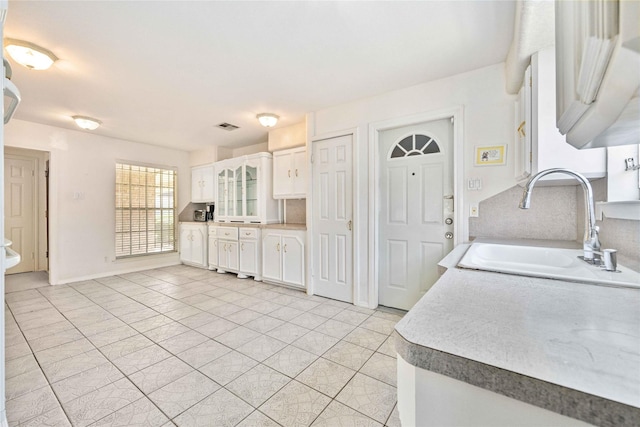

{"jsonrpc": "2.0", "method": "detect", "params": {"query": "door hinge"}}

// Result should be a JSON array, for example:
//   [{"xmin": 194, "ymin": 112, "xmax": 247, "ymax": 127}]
[
  {"xmin": 31, "ymin": 252, "xmax": 35, "ymax": 260},
  {"xmin": 46, "ymin": 251, "xmax": 49, "ymax": 258},
  {"xmin": 310, "ymin": 154, "xmax": 314, "ymax": 164},
  {"xmin": 32, "ymin": 170, "xmax": 35, "ymax": 177},
  {"xmin": 45, "ymin": 169, "xmax": 49, "ymax": 178}
]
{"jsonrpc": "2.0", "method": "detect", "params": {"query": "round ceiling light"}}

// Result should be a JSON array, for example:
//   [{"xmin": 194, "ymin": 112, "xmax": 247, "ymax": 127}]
[
  {"xmin": 72, "ymin": 115, "xmax": 101, "ymax": 131},
  {"xmin": 4, "ymin": 38, "xmax": 58, "ymax": 70},
  {"xmin": 257, "ymin": 113, "xmax": 279, "ymax": 128}
]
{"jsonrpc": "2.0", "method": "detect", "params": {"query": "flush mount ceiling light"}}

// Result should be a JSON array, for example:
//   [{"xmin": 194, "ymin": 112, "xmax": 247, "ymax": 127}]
[
  {"xmin": 4, "ymin": 38, "xmax": 58, "ymax": 70},
  {"xmin": 257, "ymin": 113, "xmax": 279, "ymax": 128},
  {"xmin": 72, "ymin": 115, "xmax": 101, "ymax": 130}
]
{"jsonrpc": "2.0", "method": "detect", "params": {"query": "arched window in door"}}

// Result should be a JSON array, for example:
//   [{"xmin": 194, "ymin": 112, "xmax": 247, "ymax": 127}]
[{"xmin": 390, "ymin": 134, "xmax": 440, "ymax": 158}]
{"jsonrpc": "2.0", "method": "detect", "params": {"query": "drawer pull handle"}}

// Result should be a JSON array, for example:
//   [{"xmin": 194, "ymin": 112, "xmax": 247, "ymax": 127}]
[
  {"xmin": 241, "ymin": 243, "xmax": 245, "ymax": 251},
  {"xmin": 245, "ymin": 232, "xmax": 251, "ymax": 235},
  {"xmin": 276, "ymin": 243, "xmax": 280, "ymax": 252},
  {"xmin": 288, "ymin": 169, "xmax": 291, "ymax": 178},
  {"xmin": 284, "ymin": 244, "xmax": 287, "ymax": 253},
  {"xmin": 225, "ymin": 232, "xmax": 230, "ymax": 236}
]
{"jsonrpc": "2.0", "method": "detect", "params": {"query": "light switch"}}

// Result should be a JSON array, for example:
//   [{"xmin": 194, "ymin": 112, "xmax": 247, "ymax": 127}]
[{"xmin": 467, "ymin": 178, "xmax": 482, "ymax": 191}]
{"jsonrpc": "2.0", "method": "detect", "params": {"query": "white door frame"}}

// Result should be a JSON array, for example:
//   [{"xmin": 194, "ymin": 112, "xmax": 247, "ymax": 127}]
[
  {"xmin": 306, "ymin": 127, "xmax": 359, "ymax": 302},
  {"xmin": 369, "ymin": 107, "xmax": 465, "ymax": 308}
]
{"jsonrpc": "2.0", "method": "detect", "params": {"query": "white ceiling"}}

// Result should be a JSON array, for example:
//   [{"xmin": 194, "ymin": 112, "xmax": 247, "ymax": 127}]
[{"xmin": 4, "ymin": 1, "xmax": 516, "ymax": 152}]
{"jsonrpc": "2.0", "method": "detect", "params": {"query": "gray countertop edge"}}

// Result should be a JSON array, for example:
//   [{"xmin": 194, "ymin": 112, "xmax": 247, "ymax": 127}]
[{"xmin": 394, "ymin": 330, "xmax": 639, "ymax": 427}]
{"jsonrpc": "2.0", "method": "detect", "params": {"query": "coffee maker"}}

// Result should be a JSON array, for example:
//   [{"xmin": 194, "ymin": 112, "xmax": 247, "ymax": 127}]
[{"xmin": 206, "ymin": 204, "xmax": 215, "ymax": 221}]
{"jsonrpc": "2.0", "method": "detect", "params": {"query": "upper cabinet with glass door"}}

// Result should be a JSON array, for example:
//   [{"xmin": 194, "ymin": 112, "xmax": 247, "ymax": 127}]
[{"xmin": 214, "ymin": 153, "xmax": 281, "ymax": 224}]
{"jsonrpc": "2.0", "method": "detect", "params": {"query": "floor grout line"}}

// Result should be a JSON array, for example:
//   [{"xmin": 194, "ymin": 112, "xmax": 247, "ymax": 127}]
[{"xmin": 5, "ymin": 267, "xmax": 402, "ymax": 426}]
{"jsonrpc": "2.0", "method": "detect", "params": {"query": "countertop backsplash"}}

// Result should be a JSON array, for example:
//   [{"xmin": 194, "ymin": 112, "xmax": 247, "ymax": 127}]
[
  {"xmin": 469, "ymin": 185, "xmax": 578, "ymax": 241},
  {"xmin": 284, "ymin": 199, "xmax": 306, "ymax": 225}
]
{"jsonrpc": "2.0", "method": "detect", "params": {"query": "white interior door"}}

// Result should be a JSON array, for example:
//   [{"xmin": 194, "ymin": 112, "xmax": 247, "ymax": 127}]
[
  {"xmin": 4, "ymin": 155, "xmax": 36, "ymax": 274},
  {"xmin": 378, "ymin": 119, "xmax": 454, "ymax": 310},
  {"xmin": 312, "ymin": 134, "xmax": 353, "ymax": 302}
]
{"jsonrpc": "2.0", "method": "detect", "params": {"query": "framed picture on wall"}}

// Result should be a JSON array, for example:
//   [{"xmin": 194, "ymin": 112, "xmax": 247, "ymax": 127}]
[{"xmin": 475, "ymin": 145, "xmax": 506, "ymax": 166}]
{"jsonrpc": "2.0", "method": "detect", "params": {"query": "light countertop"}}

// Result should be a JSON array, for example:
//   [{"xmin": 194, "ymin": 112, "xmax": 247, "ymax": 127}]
[
  {"xmin": 180, "ymin": 221, "xmax": 306, "ymax": 230},
  {"xmin": 396, "ymin": 245, "xmax": 640, "ymax": 426}
]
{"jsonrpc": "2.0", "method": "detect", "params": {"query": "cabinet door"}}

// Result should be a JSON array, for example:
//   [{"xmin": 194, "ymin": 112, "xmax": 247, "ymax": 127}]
[
  {"xmin": 291, "ymin": 149, "xmax": 307, "ymax": 197},
  {"xmin": 273, "ymin": 152, "xmax": 292, "ymax": 198},
  {"xmin": 208, "ymin": 236, "xmax": 218, "ymax": 268},
  {"xmin": 217, "ymin": 169, "xmax": 227, "ymax": 217},
  {"xmin": 191, "ymin": 168, "xmax": 203, "ymax": 202},
  {"xmin": 191, "ymin": 227, "xmax": 206, "ymax": 267},
  {"xmin": 218, "ymin": 241, "xmax": 229, "ymax": 269},
  {"xmin": 244, "ymin": 162, "xmax": 259, "ymax": 219},
  {"xmin": 234, "ymin": 165, "xmax": 243, "ymax": 218},
  {"xmin": 228, "ymin": 241, "xmax": 239, "ymax": 271},
  {"xmin": 282, "ymin": 235, "xmax": 304, "ymax": 287},
  {"xmin": 240, "ymin": 240, "xmax": 257, "ymax": 275},
  {"xmin": 201, "ymin": 166, "xmax": 215, "ymax": 202},
  {"xmin": 227, "ymin": 168, "xmax": 237, "ymax": 217},
  {"xmin": 179, "ymin": 227, "xmax": 192, "ymax": 263},
  {"xmin": 262, "ymin": 234, "xmax": 282, "ymax": 282}
]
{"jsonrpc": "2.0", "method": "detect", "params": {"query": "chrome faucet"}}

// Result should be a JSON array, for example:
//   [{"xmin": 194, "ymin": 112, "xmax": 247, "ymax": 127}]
[{"xmin": 519, "ymin": 168, "xmax": 601, "ymax": 262}]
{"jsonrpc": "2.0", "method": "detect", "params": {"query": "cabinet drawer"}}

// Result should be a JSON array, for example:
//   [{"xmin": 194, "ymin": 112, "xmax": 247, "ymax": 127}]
[
  {"xmin": 208, "ymin": 226, "xmax": 219, "ymax": 237},
  {"xmin": 239, "ymin": 228, "xmax": 259, "ymax": 240},
  {"xmin": 218, "ymin": 227, "xmax": 239, "ymax": 240}
]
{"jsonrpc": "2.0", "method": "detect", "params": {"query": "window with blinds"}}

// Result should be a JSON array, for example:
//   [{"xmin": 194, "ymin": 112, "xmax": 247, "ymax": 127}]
[{"xmin": 115, "ymin": 163, "xmax": 177, "ymax": 258}]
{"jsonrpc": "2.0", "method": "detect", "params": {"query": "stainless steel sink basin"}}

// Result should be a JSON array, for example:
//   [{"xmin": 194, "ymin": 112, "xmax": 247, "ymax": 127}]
[{"xmin": 458, "ymin": 243, "xmax": 640, "ymax": 289}]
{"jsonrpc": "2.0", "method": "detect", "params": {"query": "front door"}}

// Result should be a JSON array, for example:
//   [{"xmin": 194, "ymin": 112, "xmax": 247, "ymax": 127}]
[
  {"xmin": 312, "ymin": 134, "xmax": 353, "ymax": 303},
  {"xmin": 4, "ymin": 155, "xmax": 36, "ymax": 274},
  {"xmin": 378, "ymin": 118, "xmax": 454, "ymax": 310}
]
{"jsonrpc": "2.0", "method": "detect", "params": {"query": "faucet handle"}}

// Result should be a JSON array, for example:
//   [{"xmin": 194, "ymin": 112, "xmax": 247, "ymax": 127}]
[{"xmin": 601, "ymin": 249, "xmax": 618, "ymax": 272}]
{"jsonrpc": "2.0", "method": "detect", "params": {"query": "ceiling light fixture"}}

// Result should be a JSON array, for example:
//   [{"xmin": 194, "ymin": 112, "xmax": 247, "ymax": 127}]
[
  {"xmin": 4, "ymin": 38, "xmax": 58, "ymax": 70},
  {"xmin": 72, "ymin": 115, "xmax": 101, "ymax": 130},
  {"xmin": 257, "ymin": 113, "xmax": 279, "ymax": 128}
]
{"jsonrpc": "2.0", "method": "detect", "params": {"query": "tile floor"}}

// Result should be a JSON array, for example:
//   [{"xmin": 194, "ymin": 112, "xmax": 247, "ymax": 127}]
[{"xmin": 4, "ymin": 266, "xmax": 404, "ymax": 426}]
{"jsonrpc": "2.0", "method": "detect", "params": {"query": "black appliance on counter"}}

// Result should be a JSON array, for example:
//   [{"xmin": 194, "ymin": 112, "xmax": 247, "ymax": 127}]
[{"xmin": 206, "ymin": 204, "xmax": 215, "ymax": 221}]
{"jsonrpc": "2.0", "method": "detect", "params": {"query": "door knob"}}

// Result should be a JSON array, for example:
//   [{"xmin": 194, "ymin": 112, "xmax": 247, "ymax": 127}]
[
  {"xmin": 445, "ymin": 218, "xmax": 453, "ymax": 225},
  {"xmin": 445, "ymin": 232, "xmax": 453, "ymax": 239}
]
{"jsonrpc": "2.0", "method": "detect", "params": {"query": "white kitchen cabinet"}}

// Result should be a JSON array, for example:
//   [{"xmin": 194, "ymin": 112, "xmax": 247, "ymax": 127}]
[
  {"xmin": 207, "ymin": 225, "xmax": 219, "ymax": 270},
  {"xmin": 215, "ymin": 153, "xmax": 281, "ymax": 223},
  {"xmin": 262, "ymin": 229, "xmax": 305, "ymax": 288},
  {"xmin": 515, "ymin": 47, "xmax": 606, "ymax": 185},
  {"xmin": 191, "ymin": 164, "xmax": 215, "ymax": 202},
  {"xmin": 239, "ymin": 227, "xmax": 261, "ymax": 280},
  {"xmin": 273, "ymin": 147, "xmax": 307, "ymax": 199},
  {"xmin": 180, "ymin": 223, "xmax": 207, "ymax": 268}
]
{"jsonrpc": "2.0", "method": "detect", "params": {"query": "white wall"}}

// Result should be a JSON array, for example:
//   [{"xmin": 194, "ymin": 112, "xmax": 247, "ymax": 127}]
[
  {"xmin": 232, "ymin": 142, "xmax": 268, "ymax": 158},
  {"xmin": 308, "ymin": 63, "xmax": 516, "ymax": 307},
  {"xmin": 5, "ymin": 119, "xmax": 191, "ymax": 284}
]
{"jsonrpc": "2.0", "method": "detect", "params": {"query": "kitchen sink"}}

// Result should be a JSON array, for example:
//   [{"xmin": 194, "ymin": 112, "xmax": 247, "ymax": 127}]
[{"xmin": 458, "ymin": 242, "xmax": 640, "ymax": 289}]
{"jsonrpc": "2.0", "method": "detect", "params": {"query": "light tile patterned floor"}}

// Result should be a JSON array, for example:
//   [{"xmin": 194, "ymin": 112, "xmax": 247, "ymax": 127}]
[{"xmin": 4, "ymin": 266, "xmax": 404, "ymax": 426}]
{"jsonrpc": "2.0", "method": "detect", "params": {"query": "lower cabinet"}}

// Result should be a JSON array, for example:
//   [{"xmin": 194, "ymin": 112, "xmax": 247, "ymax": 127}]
[
  {"xmin": 180, "ymin": 223, "xmax": 208, "ymax": 268},
  {"xmin": 209, "ymin": 225, "xmax": 261, "ymax": 280},
  {"xmin": 262, "ymin": 229, "xmax": 305, "ymax": 288},
  {"xmin": 207, "ymin": 225, "xmax": 219, "ymax": 270}
]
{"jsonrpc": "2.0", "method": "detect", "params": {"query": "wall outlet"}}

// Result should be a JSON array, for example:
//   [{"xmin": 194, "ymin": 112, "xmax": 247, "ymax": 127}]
[{"xmin": 470, "ymin": 204, "xmax": 479, "ymax": 217}]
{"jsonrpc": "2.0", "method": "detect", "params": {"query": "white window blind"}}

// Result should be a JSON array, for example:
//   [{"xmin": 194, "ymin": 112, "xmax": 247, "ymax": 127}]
[{"xmin": 115, "ymin": 163, "xmax": 176, "ymax": 258}]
